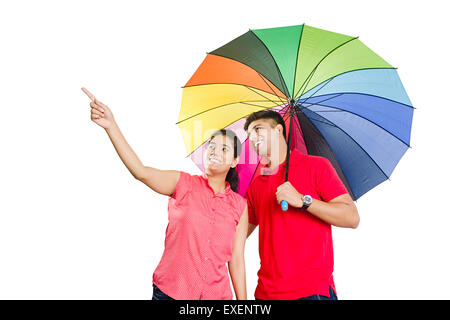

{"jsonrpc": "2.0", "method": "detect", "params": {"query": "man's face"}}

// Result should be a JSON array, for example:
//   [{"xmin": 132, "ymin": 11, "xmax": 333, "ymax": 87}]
[{"xmin": 247, "ymin": 119, "xmax": 281, "ymax": 158}]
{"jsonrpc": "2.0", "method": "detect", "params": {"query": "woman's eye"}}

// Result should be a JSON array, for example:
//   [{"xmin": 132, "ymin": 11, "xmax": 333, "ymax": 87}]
[{"xmin": 222, "ymin": 147, "xmax": 228, "ymax": 152}]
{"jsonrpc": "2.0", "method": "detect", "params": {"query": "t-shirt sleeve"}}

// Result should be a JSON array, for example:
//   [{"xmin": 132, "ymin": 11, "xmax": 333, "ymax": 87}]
[
  {"xmin": 245, "ymin": 187, "xmax": 258, "ymax": 226},
  {"xmin": 170, "ymin": 171, "xmax": 192, "ymax": 202},
  {"xmin": 316, "ymin": 157, "xmax": 349, "ymax": 202}
]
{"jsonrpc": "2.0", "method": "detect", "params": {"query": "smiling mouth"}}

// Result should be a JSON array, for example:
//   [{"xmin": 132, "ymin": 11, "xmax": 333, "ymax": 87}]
[{"xmin": 209, "ymin": 156, "xmax": 222, "ymax": 164}]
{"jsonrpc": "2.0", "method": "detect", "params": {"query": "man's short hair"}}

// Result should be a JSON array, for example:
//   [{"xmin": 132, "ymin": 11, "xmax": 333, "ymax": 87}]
[{"xmin": 244, "ymin": 110, "xmax": 286, "ymax": 140}]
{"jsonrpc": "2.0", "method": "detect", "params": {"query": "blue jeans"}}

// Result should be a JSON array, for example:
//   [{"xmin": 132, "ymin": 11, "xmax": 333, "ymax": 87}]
[
  {"xmin": 297, "ymin": 286, "xmax": 338, "ymax": 300},
  {"xmin": 152, "ymin": 284, "xmax": 174, "ymax": 300},
  {"xmin": 255, "ymin": 286, "xmax": 338, "ymax": 300}
]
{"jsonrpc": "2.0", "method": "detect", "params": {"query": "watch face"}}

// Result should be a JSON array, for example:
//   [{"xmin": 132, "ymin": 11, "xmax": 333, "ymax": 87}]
[{"xmin": 303, "ymin": 195, "xmax": 313, "ymax": 205}]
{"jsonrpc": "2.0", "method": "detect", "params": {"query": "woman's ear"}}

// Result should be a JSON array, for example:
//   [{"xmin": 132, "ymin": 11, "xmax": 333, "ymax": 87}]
[{"xmin": 231, "ymin": 157, "xmax": 240, "ymax": 168}]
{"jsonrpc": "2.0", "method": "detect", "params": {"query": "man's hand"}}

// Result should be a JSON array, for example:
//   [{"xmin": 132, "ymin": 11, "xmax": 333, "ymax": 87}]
[{"xmin": 276, "ymin": 181, "xmax": 303, "ymax": 208}]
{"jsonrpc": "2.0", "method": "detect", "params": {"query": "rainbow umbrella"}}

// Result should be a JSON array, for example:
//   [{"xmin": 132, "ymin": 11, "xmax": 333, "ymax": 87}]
[{"xmin": 177, "ymin": 24, "xmax": 414, "ymax": 202}]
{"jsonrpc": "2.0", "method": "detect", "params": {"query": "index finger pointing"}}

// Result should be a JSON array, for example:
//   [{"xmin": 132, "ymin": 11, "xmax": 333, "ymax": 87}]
[{"xmin": 81, "ymin": 87, "xmax": 96, "ymax": 101}]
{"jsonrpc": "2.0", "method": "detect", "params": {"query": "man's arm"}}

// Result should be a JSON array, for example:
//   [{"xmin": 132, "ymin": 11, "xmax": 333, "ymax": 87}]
[
  {"xmin": 247, "ymin": 223, "xmax": 257, "ymax": 238},
  {"xmin": 276, "ymin": 182, "xmax": 359, "ymax": 228},
  {"xmin": 245, "ymin": 187, "xmax": 258, "ymax": 237},
  {"xmin": 306, "ymin": 193, "xmax": 359, "ymax": 228}
]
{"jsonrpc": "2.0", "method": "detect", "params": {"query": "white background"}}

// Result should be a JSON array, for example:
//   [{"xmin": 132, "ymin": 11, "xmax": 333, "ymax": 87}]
[{"xmin": 0, "ymin": 0, "xmax": 448, "ymax": 299}]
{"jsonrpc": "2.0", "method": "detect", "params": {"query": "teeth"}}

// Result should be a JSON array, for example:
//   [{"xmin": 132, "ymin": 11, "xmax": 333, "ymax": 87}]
[
  {"xmin": 209, "ymin": 157, "xmax": 221, "ymax": 164},
  {"xmin": 255, "ymin": 141, "xmax": 263, "ymax": 147}
]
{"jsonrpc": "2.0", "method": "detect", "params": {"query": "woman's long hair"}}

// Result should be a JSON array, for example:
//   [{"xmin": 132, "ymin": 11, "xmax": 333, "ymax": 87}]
[{"xmin": 208, "ymin": 130, "xmax": 242, "ymax": 193}]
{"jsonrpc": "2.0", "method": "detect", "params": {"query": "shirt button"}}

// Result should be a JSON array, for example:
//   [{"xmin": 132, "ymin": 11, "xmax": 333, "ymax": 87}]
[
  {"xmin": 205, "ymin": 257, "xmax": 208, "ymax": 261},
  {"xmin": 202, "ymin": 277, "xmax": 206, "ymax": 281}
]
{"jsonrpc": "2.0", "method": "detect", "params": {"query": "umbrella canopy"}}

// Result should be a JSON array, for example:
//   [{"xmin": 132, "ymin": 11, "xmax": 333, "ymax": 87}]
[{"xmin": 177, "ymin": 24, "xmax": 414, "ymax": 200}]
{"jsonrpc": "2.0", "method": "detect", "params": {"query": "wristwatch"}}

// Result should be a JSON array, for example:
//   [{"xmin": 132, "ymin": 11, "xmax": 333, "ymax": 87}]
[{"xmin": 301, "ymin": 195, "xmax": 313, "ymax": 210}]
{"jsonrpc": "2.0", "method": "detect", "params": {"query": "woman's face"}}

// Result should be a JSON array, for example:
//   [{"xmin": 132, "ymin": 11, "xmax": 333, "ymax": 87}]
[{"xmin": 203, "ymin": 134, "xmax": 238, "ymax": 175}]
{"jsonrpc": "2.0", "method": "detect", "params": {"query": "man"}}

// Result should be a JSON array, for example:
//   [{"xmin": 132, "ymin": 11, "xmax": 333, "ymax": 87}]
[{"xmin": 244, "ymin": 110, "xmax": 360, "ymax": 300}]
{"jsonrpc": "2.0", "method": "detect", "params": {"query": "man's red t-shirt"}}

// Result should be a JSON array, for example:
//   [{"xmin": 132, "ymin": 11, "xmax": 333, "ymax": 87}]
[{"xmin": 246, "ymin": 149, "xmax": 349, "ymax": 300}]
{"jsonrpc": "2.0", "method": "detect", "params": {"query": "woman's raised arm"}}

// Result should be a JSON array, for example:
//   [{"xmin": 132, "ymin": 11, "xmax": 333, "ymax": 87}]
[{"xmin": 83, "ymin": 87, "xmax": 180, "ymax": 196}]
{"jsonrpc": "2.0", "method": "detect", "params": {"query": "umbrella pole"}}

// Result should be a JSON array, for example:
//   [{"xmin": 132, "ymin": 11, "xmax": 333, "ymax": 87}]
[{"xmin": 281, "ymin": 98, "xmax": 296, "ymax": 211}]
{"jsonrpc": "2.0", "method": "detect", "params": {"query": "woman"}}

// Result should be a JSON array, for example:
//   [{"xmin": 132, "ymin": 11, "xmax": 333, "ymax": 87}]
[{"xmin": 82, "ymin": 87, "xmax": 248, "ymax": 300}]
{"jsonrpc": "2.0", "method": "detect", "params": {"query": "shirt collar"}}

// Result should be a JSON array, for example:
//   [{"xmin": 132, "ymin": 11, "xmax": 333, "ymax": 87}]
[
  {"xmin": 260, "ymin": 149, "xmax": 302, "ymax": 175},
  {"xmin": 200, "ymin": 173, "xmax": 232, "ymax": 196}
]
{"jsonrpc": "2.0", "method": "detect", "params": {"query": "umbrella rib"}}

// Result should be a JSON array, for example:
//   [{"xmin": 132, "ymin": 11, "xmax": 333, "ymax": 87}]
[
  {"xmin": 293, "ymin": 36, "xmax": 359, "ymax": 99},
  {"xmin": 271, "ymin": 103, "xmax": 289, "ymax": 112},
  {"xmin": 298, "ymin": 103, "xmax": 411, "ymax": 148},
  {"xmin": 275, "ymin": 61, "xmax": 292, "ymax": 99},
  {"xmin": 298, "ymin": 92, "xmax": 344, "ymax": 111},
  {"xmin": 176, "ymin": 100, "xmax": 276, "ymax": 125},
  {"xmin": 296, "ymin": 68, "xmax": 412, "ymax": 120},
  {"xmin": 297, "ymin": 77, "xmax": 336, "ymax": 109},
  {"xmin": 295, "ymin": 63, "xmax": 322, "ymax": 100},
  {"xmin": 206, "ymin": 51, "xmax": 289, "ymax": 100},
  {"xmin": 244, "ymin": 85, "xmax": 283, "ymax": 108},
  {"xmin": 297, "ymin": 91, "xmax": 413, "ymax": 148},
  {"xmin": 292, "ymin": 23, "xmax": 305, "ymax": 97},
  {"xmin": 301, "ymin": 91, "xmax": 415, "ymax": 109},
  {"xmin": 245, "ymin": 157, "xmax": 262, "ymax": 189},
  {"xmin": 304, "ymin": 109, "xmax": 344, "ymax": 112},
  {"xmin": 182, "ymin": 82, "xmax": 285, "ymax": 100},
  {"xmin": 282, "ymin": 105, "xmax": 295, "ymax": 125},
  {"xmin": 261, "ymin": 103, "xmax": 291, "ymax": 128},
  {"xmin": 249, "ymin": 29, "xmax": 290, "ymax": 98},
  {"xmin": 296, "ymin": 113, "xmax": 339, "ymax": 128},
  {"xmin": 241, "ymin": 101, "xmax": 279, "ymax": 109},
  {"xmin": 300, "ymin": 108, "xmax": 391, "ymax": 180},
  {"xmin": 256, "ymin": 71, "xmax": 286, "ymax": 105},
  {"xmin": 297, "ymin": 67, "xmax": 400, "ymax": 106},
  {"xmin": 292, "ymin": 110, "xmax": 357, "ymax": 200}
]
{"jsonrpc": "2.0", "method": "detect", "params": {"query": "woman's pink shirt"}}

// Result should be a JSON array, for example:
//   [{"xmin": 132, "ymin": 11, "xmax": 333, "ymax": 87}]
[{"xmin": 152, "ymin": 171, "xmax": 247, "ymax": 300}]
